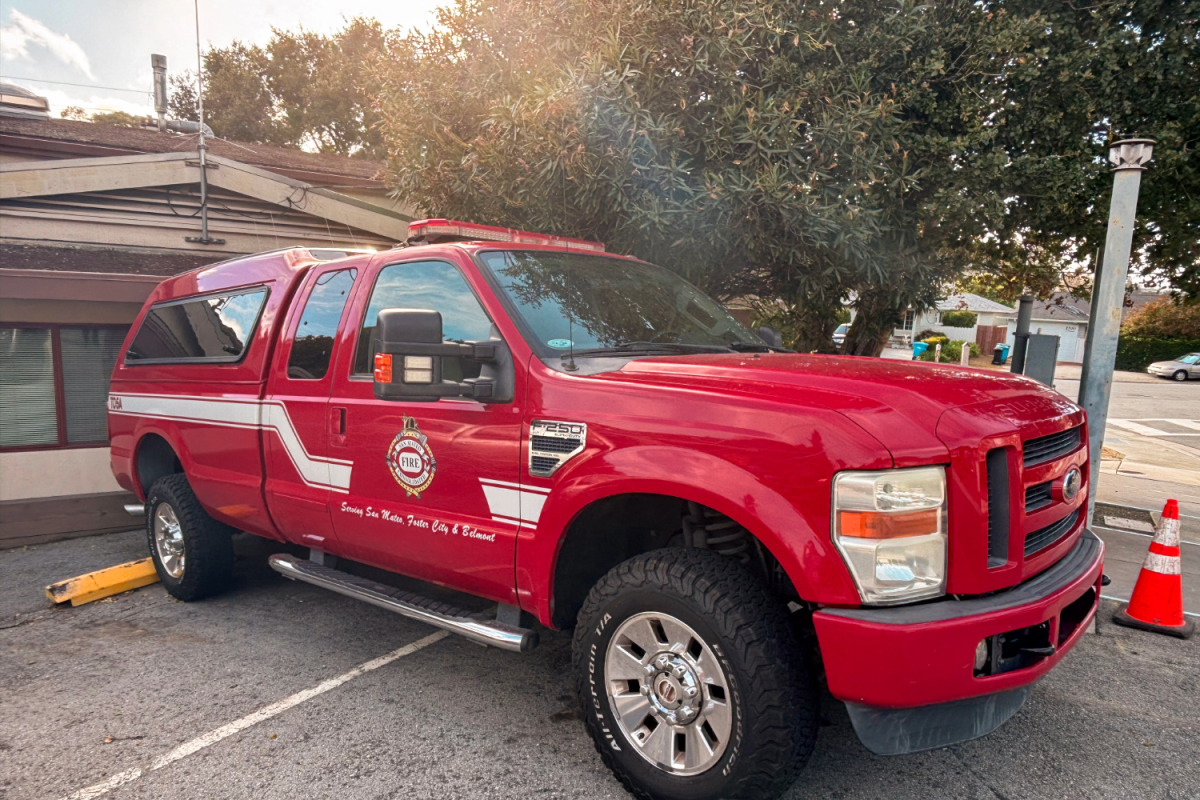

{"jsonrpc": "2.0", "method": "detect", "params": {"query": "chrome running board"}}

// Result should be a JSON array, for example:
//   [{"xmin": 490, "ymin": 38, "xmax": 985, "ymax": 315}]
[
  {"xmin": 268, "ymin": 553, "xmax": 538, "ymax": 653},
  {"xmin": 124, "ymin": 504, "xmax": 146, "ymax": 516}
]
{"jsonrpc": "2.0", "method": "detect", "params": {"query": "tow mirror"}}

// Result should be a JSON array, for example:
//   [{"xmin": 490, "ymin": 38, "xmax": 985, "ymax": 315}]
[{"xmin": 372, "ymin": 308, "xmax": 512, "ymax": 403}]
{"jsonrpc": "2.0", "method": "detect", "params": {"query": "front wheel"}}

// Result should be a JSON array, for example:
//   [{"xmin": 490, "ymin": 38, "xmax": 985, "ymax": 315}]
[
  {"xmin": 146, "ymin": 474, "xmax": 235, "ymax": 601},
  {"xmin": 573, "ymin": 549, "xmax": 816, "ymax": 800},
  {"xmin": 1173, "ymin": 370, "xmax": 1189, "ymax": 382}
]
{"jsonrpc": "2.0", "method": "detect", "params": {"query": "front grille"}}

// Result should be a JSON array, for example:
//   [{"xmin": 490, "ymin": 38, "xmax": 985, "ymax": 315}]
[
  {"xmin": 1025, "ymin": 509, "xmax": 1079, "ymax": 556},
  {"xmin": 985, "ymin": 448, "xmax": 1010, "ymax": 567},
  {"xmin": 530, "ymin": 435, "xmax": 578, "ymax": 454},
  {"xmin": 1024, "ymin": 481, "xmax": 1053, "ymax": 513},
  {"xmin": 1023, "ymin": 427, "xmax": 1082, "ymax": 467}
]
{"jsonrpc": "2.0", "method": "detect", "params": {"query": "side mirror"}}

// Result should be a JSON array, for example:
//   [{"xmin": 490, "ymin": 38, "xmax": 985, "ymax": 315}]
[
  {"xmin": 372, "ymin": 308, "xmax": 512, "ymax": 403},
  {"xmin": 758, "ymin": 326, "xmax": 784, "ymax": 349}
]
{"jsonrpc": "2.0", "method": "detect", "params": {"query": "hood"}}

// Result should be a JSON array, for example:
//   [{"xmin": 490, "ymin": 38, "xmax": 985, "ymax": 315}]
[{"xmin": 598, "ymin": 353, "xmax": 1071, "ymax": 465}]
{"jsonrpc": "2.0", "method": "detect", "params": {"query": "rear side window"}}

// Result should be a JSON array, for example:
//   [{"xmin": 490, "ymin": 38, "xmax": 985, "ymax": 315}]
[
  {"xmin": 287, "ymin": 268, "xmax": 357, "ymax": 380},
  {"xmin": 126, "ymin": 288, "xmax": 268, "ymax": 364}
]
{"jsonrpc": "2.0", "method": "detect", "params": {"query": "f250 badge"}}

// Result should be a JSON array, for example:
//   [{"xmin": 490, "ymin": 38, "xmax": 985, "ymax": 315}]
[{"xmin": 386, "ymin": 416, "xmax": 437, "ymax": 498}]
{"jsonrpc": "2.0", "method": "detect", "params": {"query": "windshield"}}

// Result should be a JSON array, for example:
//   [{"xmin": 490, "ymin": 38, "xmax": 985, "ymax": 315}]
[
  {"xmin": 835, "ymin": 324, "xmax": 850, "ymax": 334},
  {"xmin": 1178, "ymin": 354, "xmax": 1199, "ymax": 364},
  {"xmin": 477, "ymin": 250, "xmax": 761, "ymax": 356}
]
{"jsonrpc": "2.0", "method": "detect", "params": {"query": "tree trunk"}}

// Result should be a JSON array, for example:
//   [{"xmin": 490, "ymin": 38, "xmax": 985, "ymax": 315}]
[{"xmin": 844, "ymin": 291, "xmax": 905, "ymax": 358}]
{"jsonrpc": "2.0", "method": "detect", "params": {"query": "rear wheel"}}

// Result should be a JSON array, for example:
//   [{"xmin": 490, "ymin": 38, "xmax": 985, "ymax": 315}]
[
  {"xmin": 573, "ymin": 548, "xmax": 816, "ymax": 800},
  {"xmin": 146, "ymin": 474, "xmax": 235, "ymax": 601},
  {"xmin": 1173, "ymin": 370, "xmax": 1189, "ymax": 382}
]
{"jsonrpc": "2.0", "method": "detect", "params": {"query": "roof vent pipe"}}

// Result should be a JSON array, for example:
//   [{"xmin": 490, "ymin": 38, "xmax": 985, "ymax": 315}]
[{"xmin": 152, "ymin": 54, "xmax": 168, "ymax": 132}]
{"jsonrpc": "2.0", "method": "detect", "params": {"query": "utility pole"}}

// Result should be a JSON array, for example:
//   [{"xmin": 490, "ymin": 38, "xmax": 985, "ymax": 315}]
[
  {"xmin": 184, "ymin": 0, "xmax": 222, "ymax": 245},
  {"xmin": 1077, "ymin": 138, "xmax": 1154, "ymax": 521}
]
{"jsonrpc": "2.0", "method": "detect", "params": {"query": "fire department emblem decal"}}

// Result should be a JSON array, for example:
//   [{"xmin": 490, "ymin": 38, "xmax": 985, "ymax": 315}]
[{"xmin": 386, "ymin": 416, "xmax": 437, "ymax": 498}]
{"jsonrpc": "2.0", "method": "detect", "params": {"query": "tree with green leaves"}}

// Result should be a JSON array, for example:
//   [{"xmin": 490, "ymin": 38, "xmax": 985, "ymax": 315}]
[
  {"xmin": 169, "ymin": 17, "xmax": 391, "ymax": 157},
  {"xmin": 179, "ymin": 1, "xmax": 1198, "ymax": 353}
]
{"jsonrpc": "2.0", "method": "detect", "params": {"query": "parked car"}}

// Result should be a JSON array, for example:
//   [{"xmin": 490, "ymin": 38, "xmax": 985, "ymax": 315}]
[
  {"xmin": 1147, "ymin": 352, "xmax": 1199, "ymax": 381},
  {"xmin": 832, "ymin": 322, "xmax": 849, "ymax": 345},
  {"xmin": 107, "ymin": 219, "xmax": 1102, "ymax": 800}
]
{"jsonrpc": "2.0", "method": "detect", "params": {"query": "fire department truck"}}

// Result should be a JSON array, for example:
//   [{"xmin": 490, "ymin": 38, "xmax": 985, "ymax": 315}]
[{"xmin": 108, "ymin": 219, "xmax": 1103, "ymax": 800}]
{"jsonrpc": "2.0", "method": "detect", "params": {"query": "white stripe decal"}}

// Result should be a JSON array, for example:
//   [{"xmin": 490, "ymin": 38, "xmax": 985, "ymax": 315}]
[
  {"xmin": 111, "ymin": 393, "xmax": 353, "ymax": 492},
  {"xmin": 479, "ymin": 477, "xmax": 551, "ymax": 494},
  {"xmin": 522, "ymin": 491, "xmax": 547, "ymax": 524},
  {"xmin": 481, "ymin": 484, "xmax": 522, "ymax": 520},
  {"xmin": 479, "ymin": 478, "xmax": 551, "ymax": 526}
]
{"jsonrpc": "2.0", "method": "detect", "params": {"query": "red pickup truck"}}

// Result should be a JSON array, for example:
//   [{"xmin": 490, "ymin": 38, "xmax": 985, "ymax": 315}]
[{"xmin": 108, "ymin": 220, "xmax": 1103, "ymax": 800}]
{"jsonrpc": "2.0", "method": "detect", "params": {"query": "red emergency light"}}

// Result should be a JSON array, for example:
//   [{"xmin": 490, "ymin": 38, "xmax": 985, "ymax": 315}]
[{"xmin": 407, "ymin": 219, "xmax": 606, "ymax": 252}]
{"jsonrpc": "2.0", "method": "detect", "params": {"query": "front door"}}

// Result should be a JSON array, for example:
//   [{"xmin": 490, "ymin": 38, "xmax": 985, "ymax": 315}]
[
  {"xmin": 328, "ymin": 257, "xmax": 522, "ymax": 603},
  {"xmin": 263, "ymin": 263, "xmax": 360, "ymax": 550}
]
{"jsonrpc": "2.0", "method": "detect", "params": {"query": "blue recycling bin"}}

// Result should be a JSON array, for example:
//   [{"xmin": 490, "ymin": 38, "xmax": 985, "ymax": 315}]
[
  {"xmin": 912, "ymin": 341, "xmax": 929, "ymax": 360},
  {"xmin": 992, "ymin": 343, "xmax": 1010, "ymax": 365}
]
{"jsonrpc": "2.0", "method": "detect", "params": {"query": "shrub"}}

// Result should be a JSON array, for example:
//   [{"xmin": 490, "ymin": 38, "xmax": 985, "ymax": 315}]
[
  {"xmin": 918, "ymin": 340, "xmax": 980, "ymax": 362},
  {"xmin": 1122, "ymin": 298, "xmax": 1200, "ymax": 339},
  {"xmin": 940, "ymin": 310, "xmax": 978, "ymax": 328},
  {"xmin": 920, "ymin": 335, "xmax": 949, "ymax": 347},
  {"xmin": 1115, "ymin": 336, "xmax": 1200, "ymax": 372},
  {"xmin": 914, "ymin": 328, "xmax": 941, "ymax": 342}
]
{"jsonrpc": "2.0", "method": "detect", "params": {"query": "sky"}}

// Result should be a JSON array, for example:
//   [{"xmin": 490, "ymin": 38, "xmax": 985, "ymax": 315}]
[{"xmin": 0, "ymin": 0, "xmax": 443, "ymax": 117}]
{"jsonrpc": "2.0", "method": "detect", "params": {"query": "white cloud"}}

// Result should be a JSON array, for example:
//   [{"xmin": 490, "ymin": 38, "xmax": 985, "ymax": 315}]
[{"xmin": 0, "ymin": 9, "xmax": 95, "ymax": 79}]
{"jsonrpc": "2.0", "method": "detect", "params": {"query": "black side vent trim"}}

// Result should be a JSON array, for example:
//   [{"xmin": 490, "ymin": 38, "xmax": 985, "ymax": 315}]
[
  {"xmin": 986, "ymin": 448, "xmax": 1010, "ymax": 568},
  {"xmin": 1023, "ymin": 427, "xmax": 1082, "ymax": 468}
]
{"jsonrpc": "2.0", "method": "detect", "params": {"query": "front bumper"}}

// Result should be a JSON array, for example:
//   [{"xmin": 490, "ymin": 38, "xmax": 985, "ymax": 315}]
[{"xmin": 813, "ymin": 530, "xmax": 1103, "ymax": 754}]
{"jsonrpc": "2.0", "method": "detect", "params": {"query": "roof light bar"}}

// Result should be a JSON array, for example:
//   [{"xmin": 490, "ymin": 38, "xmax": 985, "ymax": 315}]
[{"xmin": 407, "ymin": 219, "xmax": 605, "ymax": 252}]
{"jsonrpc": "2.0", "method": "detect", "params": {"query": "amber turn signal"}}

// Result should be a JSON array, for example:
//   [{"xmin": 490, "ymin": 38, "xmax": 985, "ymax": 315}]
[
  {"xmin": 838, "ymin": 509, "xmax": 940, "ymax": 539},
  {"xmin": 374, "ymin": 353, "xmax": 393, "ymax": 383}
]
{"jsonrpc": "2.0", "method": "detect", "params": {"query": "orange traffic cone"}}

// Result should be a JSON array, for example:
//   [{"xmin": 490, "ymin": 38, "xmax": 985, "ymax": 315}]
[{"xmin": 1113, "ymin": 499, "xmax": 1194, "ymax": 639}]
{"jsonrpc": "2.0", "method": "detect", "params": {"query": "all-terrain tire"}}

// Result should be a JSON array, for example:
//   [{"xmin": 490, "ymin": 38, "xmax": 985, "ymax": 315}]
[
  {"xmin": 146, "ymin": 474, "xmax": 235, "ymax": 601},
  {"xmin": 572, "ymin": 548, "xmax": 817, "ymax": 800}
]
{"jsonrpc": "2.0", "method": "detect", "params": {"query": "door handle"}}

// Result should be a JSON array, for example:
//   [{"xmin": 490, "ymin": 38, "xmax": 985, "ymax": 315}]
[{"xmin": 330, "ymin": 407, "xmax": 346, "ymax": 435}]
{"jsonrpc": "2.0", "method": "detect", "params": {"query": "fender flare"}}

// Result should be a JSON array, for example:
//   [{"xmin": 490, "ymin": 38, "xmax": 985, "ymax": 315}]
[{"xmin": 518, "ymin": 445, "xmax": 860, "ymax": 625}]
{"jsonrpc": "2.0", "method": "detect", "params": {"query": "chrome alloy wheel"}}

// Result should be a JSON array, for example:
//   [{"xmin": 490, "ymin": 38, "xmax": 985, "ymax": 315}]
[
  {"xmin": 153, "ymin": 502, "xmax": 185, "ymax": 579},
  {"xmin": 604, "ymin": 612, "xmax": 733, "ymax": 775}
]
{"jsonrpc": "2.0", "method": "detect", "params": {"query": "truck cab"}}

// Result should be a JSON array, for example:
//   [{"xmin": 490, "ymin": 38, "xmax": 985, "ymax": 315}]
[{"xmin": 108, "ymin": 221, "xmax": 1103, "ymax": 800}]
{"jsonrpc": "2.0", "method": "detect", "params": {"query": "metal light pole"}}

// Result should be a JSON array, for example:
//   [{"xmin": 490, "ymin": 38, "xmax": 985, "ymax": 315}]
[{"xmin": 1078, "ymin": 138, "xmax": 1154, "ymax": 521}]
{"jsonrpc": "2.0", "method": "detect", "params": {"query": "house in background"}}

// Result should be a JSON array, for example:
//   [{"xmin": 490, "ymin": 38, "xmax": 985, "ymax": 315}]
[
  {"xmin": 890, "ymin": 293, "xmax": 1015, "ymax": 352},
  {"xmin": 997, "ymin": 290, "xmax": 1163, "ymax": 365},
  {"xmin": 0, "ymin": 83, "xmax": 413, "ymax": 547}
]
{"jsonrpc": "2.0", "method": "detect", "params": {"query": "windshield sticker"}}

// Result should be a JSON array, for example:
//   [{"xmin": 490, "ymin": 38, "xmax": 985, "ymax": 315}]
[
  {"xmin": 387, "ymin": 416, "xmax": 437, "ymax": 498},
  {"xmin": 547, "ymin": 339, "xmax": 573, "ymax": 349}
]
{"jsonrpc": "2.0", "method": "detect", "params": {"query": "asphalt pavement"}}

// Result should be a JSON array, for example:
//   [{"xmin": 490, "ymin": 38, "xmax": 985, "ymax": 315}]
[{"xmin": 3, "ymin": 528, "xmax": 1198, "ymax": 800}]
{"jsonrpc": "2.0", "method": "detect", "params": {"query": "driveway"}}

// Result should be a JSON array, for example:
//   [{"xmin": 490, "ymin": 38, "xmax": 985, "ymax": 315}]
[{"xmin": 3, "ymin": 531, "xmax": 1198, "ymax": 800}]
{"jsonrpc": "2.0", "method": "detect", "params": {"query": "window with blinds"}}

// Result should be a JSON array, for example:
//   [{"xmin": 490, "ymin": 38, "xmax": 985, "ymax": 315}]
[
  {"xmin": 0, "ymin": 325, "xmax": 129, "ymax": 450},
  {"xmin": 61, "ymin": 328, "xmax": 127, "ymax": 444},
  {"xmin": 0, "ymin": 327, "xmax": 58, "ymax": 448}
]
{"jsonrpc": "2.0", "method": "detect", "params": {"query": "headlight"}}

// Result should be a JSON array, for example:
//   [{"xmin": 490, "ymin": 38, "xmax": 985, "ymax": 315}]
[{"xmin": 832, "ymin": 466, "xmax": 947, "ymax": 605}]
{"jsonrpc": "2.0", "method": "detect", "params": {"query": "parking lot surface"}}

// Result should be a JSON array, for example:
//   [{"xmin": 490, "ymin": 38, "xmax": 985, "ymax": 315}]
[{"xmin": 2, "ymin": 530, "xmax": 1198, "ymax": 800}]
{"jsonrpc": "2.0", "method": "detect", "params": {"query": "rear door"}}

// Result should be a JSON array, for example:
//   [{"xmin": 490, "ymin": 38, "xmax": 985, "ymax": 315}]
[
  {"xmin": 263, "ymin": 264, "xmax": 360, "ymax": 549},
  {"xmin": 328, "ymin": 255, "xmax": 522, "ymax": 603}
]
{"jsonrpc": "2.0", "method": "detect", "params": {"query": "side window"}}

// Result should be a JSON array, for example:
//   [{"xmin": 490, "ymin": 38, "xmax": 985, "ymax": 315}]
[
  {"xmin": 126, "ymin": 288, "xmax": 267, "ymax": 363},
  {"xmin": 287, "ymin": 268, "xmax": 357, "ymax": 380},
  {"xmin": 353, "ymin": 261, "xmax": 494, "ymax": 382}
]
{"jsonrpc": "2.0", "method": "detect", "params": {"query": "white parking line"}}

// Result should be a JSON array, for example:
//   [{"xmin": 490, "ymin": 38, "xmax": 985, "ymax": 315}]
[
  {"xmin": 1108, "ymin": 419, "xmax": 1200, "ymax": 437},
  {"xmin": 59, "ymin": 630, "xmax": 449, "ymax": 800}
]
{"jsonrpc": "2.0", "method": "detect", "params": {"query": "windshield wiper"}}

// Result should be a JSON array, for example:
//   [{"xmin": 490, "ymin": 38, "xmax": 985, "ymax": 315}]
[
  {"xmin": 566, "ymin": 342, "xmax": 691, "ymax": 359},
  {"xmin": 727, "ymin": 341, "xmax": 772, "ymax": 353}
]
